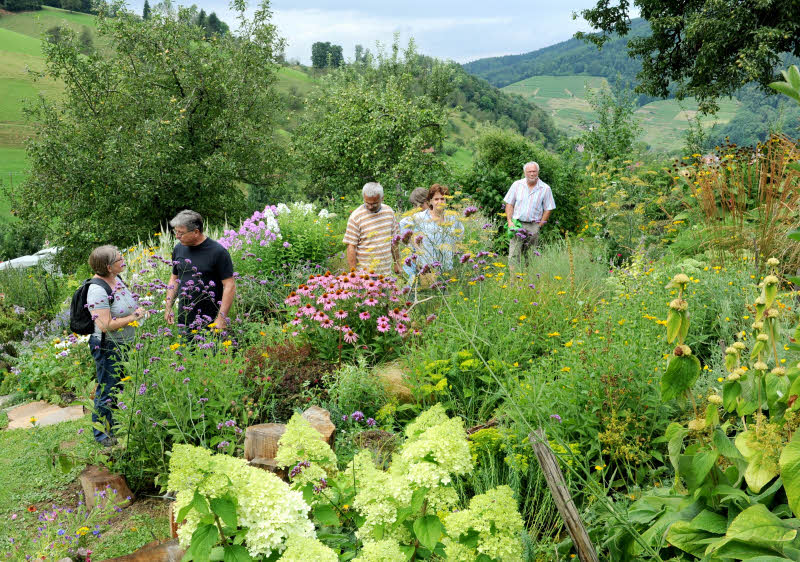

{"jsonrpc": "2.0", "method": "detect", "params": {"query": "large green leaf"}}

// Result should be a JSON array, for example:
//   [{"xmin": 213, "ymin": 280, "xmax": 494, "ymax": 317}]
[
  {"xmin": 723, "ymin": 381, "xmax": 742, "ymax": 412},
  {"xmin": 222, "ymin": 545, "xmax": 251, "ymax": 562},
  {"xmin": 723, "ymin": 503, "xmax": 796, "ymax": 547},
  {"xmin": 779, "ymin": 431, "xmax": 800, "ymax": 517},
  {"xmin": 185, "ymin": 524, "xmax": 219, "ymax": 562},
  {"xmin": 413, "ymin": 515, "xmax": 443, "ymax": 551},
  {"xmin": 210, "ymin": 497, "xmax": 237, "ymax": 529},
  {"xmin": 736, "ymin": 431, "xmax": 780, "ymax": 492},
  {"xmin": 313, "ymin": 504, "xmax": 340, "ymax": 527},
  {"xmin": 661, "ymin": 354, "xmax": 701, "ymax": 401},
  {"xmin": 666, "ymin": 520, "xmax": 715, "ymax": 558},
  {"xmin": 689, "ymin": 509, "xmax": 727, "ymax": 535}
]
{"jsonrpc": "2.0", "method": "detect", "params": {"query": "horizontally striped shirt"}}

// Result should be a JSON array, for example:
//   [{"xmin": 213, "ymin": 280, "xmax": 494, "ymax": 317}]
[
  {"xmin": 342, "ymin": 204, "xmax": 399, "ymax": 274},
  {"xmin": 503, "ymin": 178, "xmax": 556, "ymax": 222}
]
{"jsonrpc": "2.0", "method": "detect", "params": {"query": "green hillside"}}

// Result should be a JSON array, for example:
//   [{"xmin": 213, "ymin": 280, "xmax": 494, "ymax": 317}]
[{"xmin": 502, "ymin": 75, "xmax": 740, "ymax": 152}]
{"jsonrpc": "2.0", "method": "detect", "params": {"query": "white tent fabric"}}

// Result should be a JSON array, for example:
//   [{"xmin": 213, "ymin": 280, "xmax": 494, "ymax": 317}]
[{"xmin": 0, "ymin": 247, "xmax": 61, "ymax": 274}]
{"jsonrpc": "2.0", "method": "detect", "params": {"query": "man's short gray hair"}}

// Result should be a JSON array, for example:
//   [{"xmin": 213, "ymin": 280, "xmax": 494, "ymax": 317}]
[
  {"xmin": 362, "ymin": 182, "xmax": 384, "ymax": 198},
  {"xmin": 169, "ymin": 210, "xmax": 204, "ymax": 233},
  {"xmin": 523, "ymin": 161, "xmax": 539, "ymax": 172}
]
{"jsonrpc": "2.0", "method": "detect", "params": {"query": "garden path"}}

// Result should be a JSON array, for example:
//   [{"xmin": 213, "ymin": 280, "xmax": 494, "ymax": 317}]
[{"xmin": 5, "ymin": 400, "xmax": 84, "ymax": 429}]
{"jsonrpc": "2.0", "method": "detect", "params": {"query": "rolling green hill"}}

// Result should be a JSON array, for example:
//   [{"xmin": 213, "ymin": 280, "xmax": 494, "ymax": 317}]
[{"xmin": 501, "ymin": 75, "xmax": 741, "ymax": 152}]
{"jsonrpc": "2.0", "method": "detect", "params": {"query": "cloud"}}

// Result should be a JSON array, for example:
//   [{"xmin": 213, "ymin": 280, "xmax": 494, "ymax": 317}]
[{"xmin": 271, "ymin": 9, "xmax": 515, "ymax": 63}]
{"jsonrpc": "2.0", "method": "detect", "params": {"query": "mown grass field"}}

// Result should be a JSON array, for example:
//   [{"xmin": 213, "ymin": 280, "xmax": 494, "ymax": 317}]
[{"xmin": 502, "ymin": 74, "xmax": 740, "ymax": 152}]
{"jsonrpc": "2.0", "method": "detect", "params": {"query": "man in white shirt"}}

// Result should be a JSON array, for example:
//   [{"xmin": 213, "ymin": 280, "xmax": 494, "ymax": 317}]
[{"xmin": 503, "ymin": 161, "xmax": 556, "ymax": 270}]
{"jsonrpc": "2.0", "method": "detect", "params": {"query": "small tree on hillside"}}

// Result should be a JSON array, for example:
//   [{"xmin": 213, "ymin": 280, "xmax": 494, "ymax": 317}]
[
  {"xmin": 142, "ymin": 0, "xmax": 151, "ymax": 20},
  {"xmin": 293, "ymin": 48, "xmax": 449, "ymax": 200},
  {"xmin": 13, "ymin": 0, "xmax": 286, "ymax": 267},
  {"xmin": 579, "ymin": 79, "xmax": 642, "ymax": 162}
]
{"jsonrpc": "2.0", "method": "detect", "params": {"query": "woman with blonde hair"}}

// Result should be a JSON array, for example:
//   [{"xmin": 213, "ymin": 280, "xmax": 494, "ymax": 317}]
[{"xmin": 85, "ymin": 245, "xmax": 144, "ymax": 446}]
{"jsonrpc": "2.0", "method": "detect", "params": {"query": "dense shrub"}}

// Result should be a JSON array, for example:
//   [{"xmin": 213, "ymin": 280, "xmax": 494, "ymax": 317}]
[{"xmin": 458, "ymin": 127, "xmax": 583, "ymax": 235}]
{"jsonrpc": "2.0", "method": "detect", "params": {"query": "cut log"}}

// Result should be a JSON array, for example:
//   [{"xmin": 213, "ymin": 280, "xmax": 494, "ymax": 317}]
[
  {"xmin": 79, "ymin": 465, "xmax": 133, "ymax": 510},
  {"xmin": 249, "ymin": 457, "xmax": 287, "ymax": 479},
  {"xmin": 302, "ymin": 405, "xmax": 336, "ymax": 447},
  {"xmin": 243, "ymin": 423, "xmax": 286, "ymax": 462},
  {"xmin": 529, "ymin": 429, "xmax": 599, "ymax": 562},
  {"xmin": 168, "ymin": 502, "xmax": 180, "ymax": 539},
  {"xmin": 103, "ymin": 538, "xmax": 184, "ymax": 561}
]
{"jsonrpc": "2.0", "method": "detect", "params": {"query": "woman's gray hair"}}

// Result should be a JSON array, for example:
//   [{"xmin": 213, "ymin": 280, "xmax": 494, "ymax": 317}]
[
  {"xmin": 169, "ymin": 210, "xmax": 204, "ymax": 233},
  {"xmin": 362, "ymin": 182, "xmax": 384, "ymax": 198},
  {"xmin": 523, "ymin": 161, "xmax": 539, "ymax": 172},
  {"xmin": 88, "ymin": 245, "xmax": 119, "ymax": 276}
]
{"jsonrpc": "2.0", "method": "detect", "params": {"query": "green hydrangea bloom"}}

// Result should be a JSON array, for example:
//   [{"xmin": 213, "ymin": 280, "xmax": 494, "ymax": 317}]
[
  {"xmin": 403, "ymin": 403, "xmax": 450, "ymax": 442},
  {"xmin": 400, "ymin": 415, "xmax": 472, "ymax": 487},
  {"xmin": 443, "ymin": 485, "xmax": 524, "ymax": 561},
  {"xmin": 168, "ymin": 444, "xmax": 314, "ymax": 558},
  {"xmin": 344, "ymin": 450, "xmax": 412, "ymax": 542},
  {"xmin": 279, "ymin": 535, "xmax": 337, "ymax": 562},
  {"xmin": 353, "ymin": 539, "xmax": 405, "ymax": 561},
  {"xmin": 276, "ymin": 412, "xmax": 338, "ymax": 473}
]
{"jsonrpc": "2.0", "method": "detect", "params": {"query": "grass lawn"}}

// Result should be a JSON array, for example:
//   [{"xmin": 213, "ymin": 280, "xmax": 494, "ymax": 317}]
[
  {"xmin": 0, "ymin": 6, "xmax": 96, "ymax": 41},
  {"xmin": 0, "ymin": 415, "xmax": 170, "ymax": 559}
]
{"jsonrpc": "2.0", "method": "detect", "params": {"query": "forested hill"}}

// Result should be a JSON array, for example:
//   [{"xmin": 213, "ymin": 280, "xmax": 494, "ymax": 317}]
[{"xmin": 463, "ymin": 19, "xmax": 649, "ymax": 89}]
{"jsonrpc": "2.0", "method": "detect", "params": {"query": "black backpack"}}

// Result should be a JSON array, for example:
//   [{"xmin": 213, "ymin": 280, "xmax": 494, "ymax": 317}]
[{"xmin": 69, "ymin": 278, "xmax": 113, "ymax": 335}]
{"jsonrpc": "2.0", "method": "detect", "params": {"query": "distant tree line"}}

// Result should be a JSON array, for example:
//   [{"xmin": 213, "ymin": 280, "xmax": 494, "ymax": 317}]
[{"xmin": 311, "ymin": 42, "xmax": 344, "ymax": 68}]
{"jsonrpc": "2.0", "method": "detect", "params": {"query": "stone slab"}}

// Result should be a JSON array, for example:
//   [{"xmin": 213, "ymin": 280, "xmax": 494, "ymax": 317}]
[{"xmin": 6, "ymin": 400, "xmax": 85, "ymax": 429}]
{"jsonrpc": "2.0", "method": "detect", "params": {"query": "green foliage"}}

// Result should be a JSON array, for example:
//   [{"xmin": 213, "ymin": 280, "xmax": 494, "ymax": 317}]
[
  {"xmin": 311, "ymin": 41, "xmax": 343, "ymax": 68},
  {"xmin": 578, "ymin": 0, "xmax": 800, "ymax": 112},
  {"xmin": 770, "ymin": 65, "xmax": 800, "ymax": 106},
  {"xmin": 458, "ymin": 127, "xmax": 583, "ymax": 234},
  {"xmin": 323, "ymin": 362, "xmax": 388, "ymax": 422},
  {"xmin": 579, "ymin": 79, "xmax": 642, "ymax": 162},
  {"xmin": 12, "ymin": 1, "xmax": 286, "ymax": 268},
  {"xmin": 293, "ymin": 46, "xmax": 448, "ymax": 200},
  {"xmin": 0, "ymin": 264, "xmax": 67, "ymax": 321},
  {"xmin": 2, "ymin": 0, "xmax": 42, "ymax": 12}
]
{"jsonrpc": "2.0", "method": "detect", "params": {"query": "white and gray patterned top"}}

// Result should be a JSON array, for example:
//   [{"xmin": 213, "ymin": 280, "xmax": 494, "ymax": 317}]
[
  {"xmin": 503, "ymin": 178, "xmax": 556, "ymax": 223},
  {"xmin": 87, "ymin": 278, "xmax": 138, "ymax": 344}
]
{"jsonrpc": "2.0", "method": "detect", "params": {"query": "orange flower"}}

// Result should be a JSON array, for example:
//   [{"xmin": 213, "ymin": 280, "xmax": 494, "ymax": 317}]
[{"xmin": 27, "ymin": 505, "xmax": 37, "ymax": 512}]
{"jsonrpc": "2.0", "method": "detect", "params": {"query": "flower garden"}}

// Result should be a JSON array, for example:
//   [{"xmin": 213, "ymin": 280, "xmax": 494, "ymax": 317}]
[{"xmin": 3, "ymin": 134, "xmax": 800, "ymax": 562}]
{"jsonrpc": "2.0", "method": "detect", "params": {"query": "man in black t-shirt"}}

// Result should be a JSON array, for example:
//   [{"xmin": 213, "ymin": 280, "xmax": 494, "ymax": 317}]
[{"xmin": 164, "ymin": 210, "xmax": 236, "ymax": 330}]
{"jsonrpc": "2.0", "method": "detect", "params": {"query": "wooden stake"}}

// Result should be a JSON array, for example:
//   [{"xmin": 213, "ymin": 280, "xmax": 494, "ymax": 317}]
[{"xmin": 529, "ymin": 429, "xmax": 599, "ymax": 562}]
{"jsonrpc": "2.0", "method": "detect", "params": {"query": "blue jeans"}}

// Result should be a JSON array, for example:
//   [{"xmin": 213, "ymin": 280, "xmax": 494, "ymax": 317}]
[{"xmin": 89, "ymin": 335, "xmax": 122, "ymax": 441}]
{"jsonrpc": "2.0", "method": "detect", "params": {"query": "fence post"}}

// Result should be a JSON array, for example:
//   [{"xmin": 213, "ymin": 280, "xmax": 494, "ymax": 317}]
[{"xmin": 528, "ymin": 428, "xmax": 599, "ymax": 562}]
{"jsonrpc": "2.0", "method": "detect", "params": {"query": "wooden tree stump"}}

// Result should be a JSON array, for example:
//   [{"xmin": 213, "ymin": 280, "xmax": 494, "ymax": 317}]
[
  {"xmin": 244, "ymin": 423, "xmax": 286, "ymax": 462},
  {"xmin": 528, "ymin": 429, "xmax": 599, "ymax": 562},
  {"xmin": 79, "ymin": 465, "xmax": 133, "ymax": 510},
  {"xmin": 248, "ymin": 457, "xmax": 287, "ymax": 479},
  {"xmin": 103, "ymin": 538, "xmax": 184, "ymax": 561},
  {"xmin": 302, "ymin": 405, "xmax": 336, "ymax": 446},
  {"xmin": 168, "ymin": 502, "xmax": 180, "ymax": 539}
]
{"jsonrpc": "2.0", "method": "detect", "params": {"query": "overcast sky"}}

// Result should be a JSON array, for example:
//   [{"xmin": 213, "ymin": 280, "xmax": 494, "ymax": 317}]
[{"xmin": 125, "ymin": 0, "xmax": 613, "ymax": 64}]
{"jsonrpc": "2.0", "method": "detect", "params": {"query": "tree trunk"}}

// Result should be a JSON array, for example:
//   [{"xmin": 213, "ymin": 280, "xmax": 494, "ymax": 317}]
[{"xmin": 79, "ymin": 465, "xmax": 134, "ymax": 510}]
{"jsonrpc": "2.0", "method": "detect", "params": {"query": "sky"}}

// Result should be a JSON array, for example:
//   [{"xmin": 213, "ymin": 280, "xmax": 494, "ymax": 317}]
[{"xmin": 125, "ymin": 0, "xmax": 612, "ymax": 64}]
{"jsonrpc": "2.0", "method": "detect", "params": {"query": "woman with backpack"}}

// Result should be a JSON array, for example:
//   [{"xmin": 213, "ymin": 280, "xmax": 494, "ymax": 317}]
[{"xmin": 83, "ymin": 245, "xmax": 145, "ymax": 447}]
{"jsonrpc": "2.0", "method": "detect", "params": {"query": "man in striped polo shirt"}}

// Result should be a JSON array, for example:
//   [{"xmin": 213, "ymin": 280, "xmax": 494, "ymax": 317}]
[
  {"xmin": 343, "ymin": 182, "xmax": 401, "ymax": 275},
  {"xmin": 504, "ymin": 161, "xmax": 556, "ymax": 271}
]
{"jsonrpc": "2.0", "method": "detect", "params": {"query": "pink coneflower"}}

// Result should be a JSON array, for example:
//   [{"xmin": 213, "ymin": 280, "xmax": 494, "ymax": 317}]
[
  {"xmin": 284, "ymin": 292, "xmax": 301, "ymax": 306},
  {"xmin": 320, "ymin": 318, "xmax": 333, "ymax": 329},
  {"xmin": 343, "ymin": 330, "xmax": 359, "ymax": 344},
  {"xmin": 426, "ymin": 314, "xmax": 437, "ymax": 323},
  {"xmin": 363, "ymin": 297, "xmax": 378, "ymax": 306},
  {"xmin": 399, "ymin": 311, "xmax": 410, "ymax": 322},
  {"xmin": 412, "ymin": 328, "xmax": 422, "ymax": 336},
  {"xmin": 359, "ymin": 311, "xmax": 371, "ymax": 321},
  {"xmin": 395, "ymin": 322, "xmax": 408, "ymax": 335},
  {"xmin": 335, "ymin": 310, "xmax": 348, "ymax": 320},
  {"xmin": 377, "ymin": 321, "xmax": 390, "ymax": 333},
  {"xmin": 290, "ymin": 318, "xmax": 302, "ymax": 325},
  {"xmin": 313, "ymin": 311, "xmax": 330, "ymax": 323},
  {"xmin": 300, "ymin": 303, "xmax": 316, "ymax": 316}
]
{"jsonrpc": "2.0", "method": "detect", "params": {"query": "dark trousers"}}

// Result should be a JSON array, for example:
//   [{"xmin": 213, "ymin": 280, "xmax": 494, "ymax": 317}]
[{"xmin": 89, "ymin": 335, "xmax": 122, "ymax": 441}]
